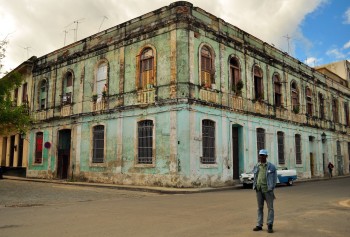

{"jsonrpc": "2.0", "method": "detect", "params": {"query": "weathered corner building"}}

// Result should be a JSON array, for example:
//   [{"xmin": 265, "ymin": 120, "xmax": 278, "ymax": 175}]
[{"xmin": 1, "ymin": 1, "xmax": 350, "ymax": 187}]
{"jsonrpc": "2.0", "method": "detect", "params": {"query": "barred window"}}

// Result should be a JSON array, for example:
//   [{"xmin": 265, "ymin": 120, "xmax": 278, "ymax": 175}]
[
  {"xmin": 138, "ymin": 120, "xmax": 154, "ymax": 164},
  {"xmin": 35, "ymin": 132, "xmax": 43, "ymax": 164},
  {"xmin": 277, "ymin": 131, "xmax": 285, "ymax": 165},
  {"xmin": 295, "ymin": 134, "xmax": 302, "ymax": 164},
  {"xmin": 201, "ymin": 120, "xmax": 215, "ymax": 164},
  {"xmin": 92, "ymin": 125, "xmax": 104, "ymax": 163},
  {"xmin": 254, "ymin": 66, "xmax": 263, "ymax": 100},
  {"xmin": 256, "ymin": 128, "xmax": 265, "ymax": 155},
  {"xmin": 274, "ymin": 74, "xmax": 282, "ymax": 107}
]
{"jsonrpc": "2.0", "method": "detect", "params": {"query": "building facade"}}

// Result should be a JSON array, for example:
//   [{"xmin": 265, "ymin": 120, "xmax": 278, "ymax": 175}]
[{"xmin": 1, "ymin": 1, "xmax": 349, "ymax": 187}]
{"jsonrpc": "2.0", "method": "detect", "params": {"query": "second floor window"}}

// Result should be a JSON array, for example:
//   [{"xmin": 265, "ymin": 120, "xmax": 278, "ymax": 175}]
[
  {"xmin": 291, "ymin": 82, "xmax": 299, "ymax": 113},
  {"xmin": 201, "ymin": 120, "xmax": 216, "ymax": 164},
  {"xmin": 319, "ymin": 93, "xmax": 325, "ymax": 119},
  {"xmin": 39, "ymin": 80, "xmax": 47, "ymax": 110},
  {"xmin": 14, "ymin": 88, "xmax": 18, "ymax": 105},
  {"xmin": 96, "ymin": 62, "xmax": 107, "ymax": 98},
  {"xmin": 306, "ymin": 87, "xmax": 313, "ymax": 116},
  {"xmin": 254, "ymin": 66, "xmax": 263, "ymax": 100},
  {"xmin": 22, "ymin": 83, "xmax": 28, "ymax": 103},
  {"xmin": 345, "ymin": 102, "xmax": 349, "ymax": 126},
  {"xmin": 332, "ymin": 98, "xmax": 339, "ymax": 123},
  {"xmin": 139, "ymin": 48, "xmax": 154, "ymax": 90},
  {"xmin": 201, "ymin": 46, "xmax": 214, "ymax": 89},
  {"xmin": 230, "ymin": 57, "xmax": 241, "ymax": 93},
  {"xmin": 62, "ymin": 71, "xmax": 73, "ymax": 105},
  {"xmin": 273, "ymin": 74, "xmax": 282, "ymax": 107}
]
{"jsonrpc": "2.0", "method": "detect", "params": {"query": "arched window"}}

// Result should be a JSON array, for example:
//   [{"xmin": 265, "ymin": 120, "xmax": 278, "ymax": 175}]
[
  {"xmin": 201, "ymin": 119, "xmax": 215, "ymax": 164},
  {"xmin": 35, "ymin": 132, "xmax": 43, "ymax": 164},
  {"xmin": 254, "ymin": 66, "xmax": 263, "ymax": 100},
  {"xmin": 291, "ymin": 81, "xmax": 299, "ymax": 113},
  {"xmin": 273, "ymin": 74, "xmax": 282, "ymax": 107},
  {"xmin": 306, "ymin": 87, "xmax": 313, "ymax": 116},
  {"xmin": 319, "ymin": 93, "xmax": 325, "ymax": 119},
  {"xmin": 138, "ymin": 120, "xmax": 154, "ymax": 164},
  {"xmin": 62, "ymin": 71, "xmax": 73, "ymax": 105},
  {"xmin": 332, "ymin": 98, "xmax": 339, "ymax": 123},
  {"xmin": 139, "ymin": 48, "xmax": 155, "ymax": 89},
  {"xmin": 92, "ymin": 125, "xmax": 105, "ymax": 163},
  {"xmin": 96, "ymin": 62, "xmax": 107, "ymax": 98},
  {"xmin": 256, "ymin": 128, "xmax": 265, "ymax": 156},
  {"xmin": 277, "ymin": 131, "xmax": 285, "ymax": 164},
  {"xmin": 39, "ymin": 80, "xmax": 47, "ymax": 110},
  {"xmin": 201, "ymin": 45, "xmax": 214, "ymax": 88},
  {"xmin": 230, "ymin": 57, "xmax": 241, "ymax": 93}
]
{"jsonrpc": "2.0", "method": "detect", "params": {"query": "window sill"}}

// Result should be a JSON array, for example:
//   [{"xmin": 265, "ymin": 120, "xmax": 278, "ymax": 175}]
[
  {"xmin": 89, "ymin": 162, "xmax": 106, "ymax": 167},
  {"xmin": 200, "ymin": 163, "xmax": 218, "ymax": 169}
]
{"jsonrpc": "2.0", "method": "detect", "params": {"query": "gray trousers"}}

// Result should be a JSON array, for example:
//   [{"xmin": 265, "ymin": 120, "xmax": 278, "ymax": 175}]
[{"xmin": 256, "ymin": 190, "xmax": 275, "ymax": 227}]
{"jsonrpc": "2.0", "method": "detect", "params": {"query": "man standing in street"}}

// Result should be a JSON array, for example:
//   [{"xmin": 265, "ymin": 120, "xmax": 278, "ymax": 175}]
[{"xmin": 252, "ymin": 149, "xmax": 277, "ymax": 233}]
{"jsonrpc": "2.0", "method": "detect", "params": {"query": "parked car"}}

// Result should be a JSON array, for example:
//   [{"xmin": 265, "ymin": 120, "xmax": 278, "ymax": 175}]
[{"xmin": 239, "ymin": 168, "xmax": 297, "ymax": 188}]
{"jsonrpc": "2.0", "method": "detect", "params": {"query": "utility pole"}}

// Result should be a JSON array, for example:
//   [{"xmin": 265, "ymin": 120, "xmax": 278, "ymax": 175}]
[{"xmin": 283, "ymin": 34, "xmax": 292, "ymax": 55}]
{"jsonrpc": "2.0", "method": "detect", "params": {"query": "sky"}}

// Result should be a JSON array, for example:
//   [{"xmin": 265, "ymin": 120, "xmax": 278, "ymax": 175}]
[{"xmin": 0, "ymin": 0, "xmax": 349, "ymax": 77}]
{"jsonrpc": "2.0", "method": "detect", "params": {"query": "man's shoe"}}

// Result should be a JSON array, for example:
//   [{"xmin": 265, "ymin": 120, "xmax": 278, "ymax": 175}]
[
  {"xmin": 267, "ymin": 224, "xmax": 273, "ymax": 233},
  {"xmin": 253, "ymin": 226, "xmax": 262, "ymax": 231}
]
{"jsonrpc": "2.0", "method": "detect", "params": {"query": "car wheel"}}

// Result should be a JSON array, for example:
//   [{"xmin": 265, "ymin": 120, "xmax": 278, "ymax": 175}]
[{"xmin": 287, "ymin": 179, "xmax": 293, "ymax": 186}]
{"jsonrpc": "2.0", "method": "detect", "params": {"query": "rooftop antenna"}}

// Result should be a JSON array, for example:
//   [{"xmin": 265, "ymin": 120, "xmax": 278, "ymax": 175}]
[
  {"xmin": 63, "ymin": 30, "xmax": 69, "ymax": 46},
  {"xmin": 283, "ymin": 34, "xmax": 292, "ymax": 55},
  {"xmin": 73, "ymin": 18, "xmax": 85, "ymax": 41},
  {"xmin": 98, "ymin": 16, "xmax": 108, "ymax": 32},
  {"xmin": 18, "ymin": 45, "xmax": 31, "ymax": 59}
]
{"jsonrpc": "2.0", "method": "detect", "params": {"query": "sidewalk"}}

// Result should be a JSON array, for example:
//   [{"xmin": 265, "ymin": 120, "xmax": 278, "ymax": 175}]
[{"xmin": 2, "ymin": 174, "xmax": 349, "ymax": 194}]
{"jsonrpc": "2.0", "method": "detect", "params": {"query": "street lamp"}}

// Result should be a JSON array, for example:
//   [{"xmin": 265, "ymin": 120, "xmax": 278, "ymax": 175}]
[{"xmin": 321, "ymin": 132, "xmax": 327, "ymax": 143}]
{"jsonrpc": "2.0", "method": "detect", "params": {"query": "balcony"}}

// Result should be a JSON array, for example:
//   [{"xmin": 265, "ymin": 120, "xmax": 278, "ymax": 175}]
[
  {"xmin": 61, "ymin": 105, "xmax": 72, "ymax": 117},
  {"xmin": 137, "ymin": 88, "xmax": 155, "ymax": 104},
  {"xmin": 199, "ymin": 88, "xmax": 218, "ymax": 104},
  {"xmin": 231, "ymin": 95, "xmax": 243, "ymax": 111},
  {"xmin": 92, "ymin": 97, "xmax": 107, "ymax": 111}
]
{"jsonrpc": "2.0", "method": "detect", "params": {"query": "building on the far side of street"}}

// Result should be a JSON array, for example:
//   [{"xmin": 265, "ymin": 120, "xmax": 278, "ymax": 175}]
[{"xmin": 0, "ymin": 1, "xmax": 349, "ymax": 187}]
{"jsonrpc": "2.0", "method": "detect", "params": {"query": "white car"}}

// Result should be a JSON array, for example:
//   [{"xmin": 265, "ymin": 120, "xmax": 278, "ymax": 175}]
[{"xmin": 239, "ymin": 168, "xmax": 297, "ymax": 188}]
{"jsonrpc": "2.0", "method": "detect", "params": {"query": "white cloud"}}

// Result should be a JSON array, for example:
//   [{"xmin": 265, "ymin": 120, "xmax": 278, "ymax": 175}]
[
  {"xmin": 304, "ymin": 57, "xmax": 321, "ymax": 67},
  {"xmin": 344, "ymin": 8, "xmax": 350, "ymax": 24},
  {"xmin": 0, "ymin": 0, "xmax": 327, "ymax": 74},
  {"xmin": 326, "ymin": 48, "xmax": 346, "ymax": 59},
  {"xmin": 344, "ymin": 41, "xmax": 350, "ymax": 49}
]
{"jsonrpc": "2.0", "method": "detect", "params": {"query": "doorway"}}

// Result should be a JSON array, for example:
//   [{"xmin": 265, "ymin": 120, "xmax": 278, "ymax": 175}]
[
  {"xmin": 232, "ymin": 125, "xmax": 242, "ymax": 179},
  {"xmin": 57, "ymin": 129, "xmax": 71, "ymax": 179}
]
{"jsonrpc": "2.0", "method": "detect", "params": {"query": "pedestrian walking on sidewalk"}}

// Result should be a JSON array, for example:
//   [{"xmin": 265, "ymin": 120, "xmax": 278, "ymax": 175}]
[
  {"xmin": 328, "ymin": 162, "xmax": 334, "ymax": 178},
  {"xmin": 252, "ymin": 149, "xmax": 277, "ymax": 233}
]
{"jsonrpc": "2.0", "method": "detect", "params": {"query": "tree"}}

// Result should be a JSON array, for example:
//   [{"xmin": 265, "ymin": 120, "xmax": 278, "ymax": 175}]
[
  {"xmin": 0, "ymin": 68, "xmax": 32, "ymax": 136},
  {"xmin": 0, "ymin": 36, "xmax": 9, "ymax": 74}
]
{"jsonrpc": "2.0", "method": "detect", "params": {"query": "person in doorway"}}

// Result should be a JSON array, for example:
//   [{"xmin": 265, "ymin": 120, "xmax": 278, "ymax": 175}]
[
  {"xmin": 252, "ymin": 149, "xmax": 277, "ymax": 233},
  {"xmin": 328, "ymin": 162, "xmax": 334, "ymax": 178}
]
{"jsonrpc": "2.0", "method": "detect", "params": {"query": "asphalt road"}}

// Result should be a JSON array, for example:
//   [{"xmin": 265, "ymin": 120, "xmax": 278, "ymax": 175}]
[{"xmin": 0, "ymin": 177, "xmax": 349, "ymax": 237}]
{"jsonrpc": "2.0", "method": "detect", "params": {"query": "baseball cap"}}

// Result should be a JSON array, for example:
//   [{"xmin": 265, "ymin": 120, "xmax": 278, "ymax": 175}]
[{"xmin": 259, "ymin": 149, "xmax": 268, "ymax": 156}]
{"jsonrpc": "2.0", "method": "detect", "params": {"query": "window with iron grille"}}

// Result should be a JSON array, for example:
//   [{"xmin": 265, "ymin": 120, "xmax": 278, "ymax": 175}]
[
  {"xmin": 139, "ymin": 48, "xmax": 154, "ymax": 89},
  {"xmin": 332, "ymin": 98, "xmax": 339, "ymax": 123},
  {"xmin": 35, "ymin": 132, "xmax": 43, "ymax": 164},
  {"xmin": 344, "ymin": 102, "xmax": 349, "ymax": 126},
  {"xmin": 277, "ymin": 131, "xmax": 285, "ymax": 164},
  {"xmin": 273, "ymin": 74, "xmax": 282, "ymax": 107},
  {"xmin": 256, "ymin": 128, "xmax": 265, "ymax": 155},
  {"xmin": 291, "ymin": 82, "xmax": 299, "ymax": 112},
  {"xmin": 201, "ymin": 46, "xmax": 214, "ymax": 88},
  {"xmin": 138, "ymin": 120, "xmax": 154, "ymax": 164},
  {"xmin": 230, "ymin": 57, "xmax": 240, "ymax": 92},
  {"xmin": 92, "ymin": 125, "xmax": 104, "ymax": 163},
  {"xmin": 201, "ymin": 120, "xmax": 215, "ymax": 164},
  {"xmin": 306, "ymin": 87, "xmax": 313, "ymax": 116},
  {"xmin": 295, "ymin": 134, "xmax": 302, "ymax": 164},
  {"xmin": 319, "ymin": 93, "xmax": 325, "ymax": 119},
  {"xmin": 254, "ymin": 66, "xmax": 263, "ymax": 100}
]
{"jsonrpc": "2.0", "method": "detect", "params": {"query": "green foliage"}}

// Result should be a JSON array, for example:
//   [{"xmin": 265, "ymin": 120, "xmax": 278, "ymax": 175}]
[{"xmin": 0, "ymin": 72, "xmax": 32, "ymax": 136}]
